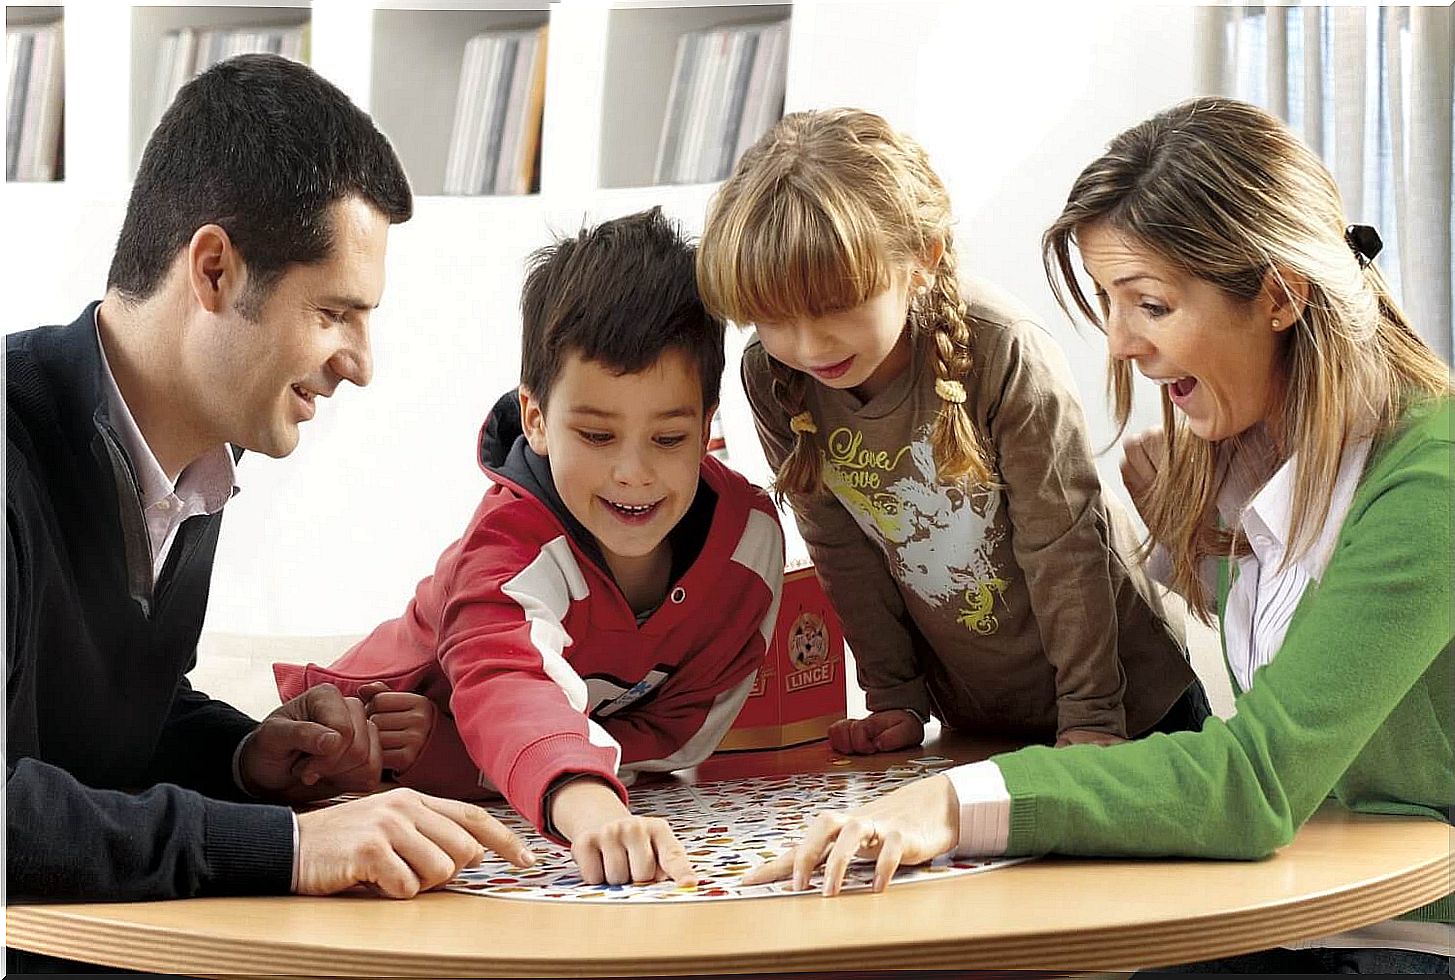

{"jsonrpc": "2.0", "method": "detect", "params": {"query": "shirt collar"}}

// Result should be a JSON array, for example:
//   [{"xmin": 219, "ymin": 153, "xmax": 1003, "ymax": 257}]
[
  {"xmin": 1224, "ymin": 436, "xmax": 1372, "ymax": 581},
  {"xmin": 94, "ymin": 311, "xmax": 239, "ymax": 513}
]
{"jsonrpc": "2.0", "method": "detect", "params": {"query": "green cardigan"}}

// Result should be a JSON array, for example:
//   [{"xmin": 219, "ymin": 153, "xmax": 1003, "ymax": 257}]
[{"xmin": 993, "ymin": 398, "xmax": 1453, "ymax": 922}]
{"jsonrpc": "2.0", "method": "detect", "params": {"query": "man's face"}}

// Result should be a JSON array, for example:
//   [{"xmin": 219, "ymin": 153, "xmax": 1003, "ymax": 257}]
[
  {"xmin": 202, "ymin": 196, "xmax": 390, "ymax": 458},
  {"xmin": 520, "ymin": 349, "xmax": 711, "ymax": 582}
]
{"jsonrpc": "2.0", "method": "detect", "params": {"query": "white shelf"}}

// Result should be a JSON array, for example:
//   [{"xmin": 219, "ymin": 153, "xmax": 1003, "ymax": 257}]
[
  {"xmin": 370, "ymin": 4, "xmax": 549, "ymax": 197},
  {"xmin": 6, "ymin": 6, "xmax": 66, "ymax": 183},
  {"xmin": 129, "ymin": 2, "xmax": 311, "ymax": 170},
  {"xmin": 599, "ymin": 1, "xmax": 789, "ymax": 189}
]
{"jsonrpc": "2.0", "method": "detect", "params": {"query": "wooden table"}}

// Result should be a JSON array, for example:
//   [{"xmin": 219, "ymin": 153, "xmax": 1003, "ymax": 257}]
[{"xmin": 7, "ymin": 733, "xmax": 1451, "ymax": 977}]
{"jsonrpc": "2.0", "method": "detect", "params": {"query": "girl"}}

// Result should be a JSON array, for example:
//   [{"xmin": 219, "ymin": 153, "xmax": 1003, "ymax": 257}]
[
  {"xmin": 743, "ymin": 98, "xmax": 1453, "ymax": 975},
  {"xmin": 697, "ymin": 108, "xmax": 1208, "ymax": 754}
]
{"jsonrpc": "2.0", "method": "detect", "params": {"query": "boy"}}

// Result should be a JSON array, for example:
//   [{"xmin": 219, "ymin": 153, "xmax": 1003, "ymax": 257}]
[{"xmin": 276, "ymin": 208, "xmax": 785, "ymax": 886}]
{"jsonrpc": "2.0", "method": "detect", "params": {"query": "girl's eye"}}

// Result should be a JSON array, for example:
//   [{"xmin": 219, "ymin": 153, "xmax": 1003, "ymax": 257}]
[
  {"xmin": 579, "ymin": 431, "xmax": 613, "ymax": 445},
  {"xmin": 655, "ymin": 435, "xmax": 688, "ymax": 448}
]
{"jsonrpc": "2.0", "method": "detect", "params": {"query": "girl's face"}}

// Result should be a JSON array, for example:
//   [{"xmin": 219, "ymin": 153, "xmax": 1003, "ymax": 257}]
[
  {"xmin": 752, "ymin": 270, "xmax": 916, "ymax": 402},
  {"xmin": 1078, "ymin": 223, "xmax": 1295, "ymax": 443}
]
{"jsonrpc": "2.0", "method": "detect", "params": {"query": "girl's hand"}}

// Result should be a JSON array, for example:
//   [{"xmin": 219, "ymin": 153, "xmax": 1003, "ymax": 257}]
[
  {"xmin": 828, "ymin": 709, "xmax": 925, "ymax": 755},
  {"xmin": 1055, "ymin": 729, "xmax": 1127, "ymax": 748},
  {"xmin": 359, "ymin": 682, "xmax": 436, "ymax": 775},
  {"xmin": 741, "ymin": 773, "xmax": 959, "ymax": 895},
  {"xmin": 1119, "ymin": 427, "xmax": 1167, "ymax": 523}
]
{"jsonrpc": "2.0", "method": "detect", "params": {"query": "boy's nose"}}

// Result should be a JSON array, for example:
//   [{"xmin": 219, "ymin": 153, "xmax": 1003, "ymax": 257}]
[{"xmin": 612, "ymin": 445, "xmax": 654, "ymax": 485}]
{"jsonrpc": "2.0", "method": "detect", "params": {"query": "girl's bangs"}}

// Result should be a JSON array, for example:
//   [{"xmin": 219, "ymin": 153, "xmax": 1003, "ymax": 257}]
[{"xmin": 702, "ymin": 185, "xmax": 892, "ymax": 326}]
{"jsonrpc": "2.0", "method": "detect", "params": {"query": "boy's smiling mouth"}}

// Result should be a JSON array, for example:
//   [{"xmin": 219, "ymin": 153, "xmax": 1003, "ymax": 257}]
[{"xmin": 600, "ymin": 497, "xmax": 664, "ymax": 525}]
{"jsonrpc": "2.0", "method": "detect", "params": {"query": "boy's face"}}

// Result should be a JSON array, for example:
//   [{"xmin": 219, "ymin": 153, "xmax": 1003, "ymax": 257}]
[{"xmin": 520, "ymin": 349, "xmax": 712, "ymax": 580}]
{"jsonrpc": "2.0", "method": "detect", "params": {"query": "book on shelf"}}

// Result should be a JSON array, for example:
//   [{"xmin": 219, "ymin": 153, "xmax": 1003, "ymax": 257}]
[
  {"xmin": 6, "ymin": 20, "xmax": 64, "ymax": 182},
  {"xmin": 146, "ymin": 22, "xmax": 310, "ymax": 141},
  {"xmin": 443, "ymin": 23, "xmax": 549, "ymax": 197},
  {"xmin": 653, "ymin": 19, "xmax": 789, "ymax": 186}
]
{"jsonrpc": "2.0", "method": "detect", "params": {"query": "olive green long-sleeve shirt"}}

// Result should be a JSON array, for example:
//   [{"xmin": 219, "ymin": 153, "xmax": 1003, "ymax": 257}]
[{"xmin": 742, "ymin": 278, "xmax": 1194, "ymax": 740}]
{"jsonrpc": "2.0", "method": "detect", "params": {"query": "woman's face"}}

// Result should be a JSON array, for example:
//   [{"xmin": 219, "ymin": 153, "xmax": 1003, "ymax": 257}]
[{"xmin": 1078, "ymin": 223, "xmax": 1295, "ymax": 443}]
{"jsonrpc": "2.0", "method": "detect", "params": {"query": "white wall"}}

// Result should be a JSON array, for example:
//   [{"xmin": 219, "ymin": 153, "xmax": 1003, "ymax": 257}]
[{"xmin": 4, "ymin": 2, "xmax": 1202, "ymax": 637}]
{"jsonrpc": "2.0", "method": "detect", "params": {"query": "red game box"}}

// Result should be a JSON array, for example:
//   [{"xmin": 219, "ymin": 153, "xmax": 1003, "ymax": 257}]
[{"xmin": 717, "ymin": 563, "xmax": 847, "ymax": 751}]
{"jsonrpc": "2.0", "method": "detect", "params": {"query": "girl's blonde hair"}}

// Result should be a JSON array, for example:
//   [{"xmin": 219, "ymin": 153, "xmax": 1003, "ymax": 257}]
[
  {"xmin": 698, "ymin": 107, "xmax": 990, "ymax": 499},
  {"xmin": 1043, "ymin": 97, "xmax": 1452, "ymax": 621}
]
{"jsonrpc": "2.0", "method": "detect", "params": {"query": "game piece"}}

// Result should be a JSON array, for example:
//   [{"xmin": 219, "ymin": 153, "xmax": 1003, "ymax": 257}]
[{"xmin": 909, "ymin": 756, "xmax": 955, "ymax": 769}]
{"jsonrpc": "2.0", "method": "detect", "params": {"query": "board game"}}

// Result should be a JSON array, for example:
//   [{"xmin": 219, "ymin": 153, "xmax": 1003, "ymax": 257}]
[{"xmin": 447, "ymin": 766, "xmax": 1029, "ymax": 902}]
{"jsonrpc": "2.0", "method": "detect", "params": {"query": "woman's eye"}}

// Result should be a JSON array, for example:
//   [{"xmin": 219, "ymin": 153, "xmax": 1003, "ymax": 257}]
[
  {"xmin": 656, "ymin": 435, "xmax": 688, "ymax": 448},
  {"xmin": 579, "ymin": 431, "xmax": 612, "ymax": 445},
  {"xmin": 1140, "ymin": 301, "xmax": 1170, "ymax": 318}
]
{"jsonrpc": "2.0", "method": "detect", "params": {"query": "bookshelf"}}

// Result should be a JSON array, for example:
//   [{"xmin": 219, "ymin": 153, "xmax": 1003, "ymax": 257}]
[
  {"xmin": 6, "ymin": 6, "xmax": 65, "ymax": 182},
  {"xmin": 3, "ymin": 0, "xmax": 799, "ymax": 634},
  {"xmin": 371, "ymin": 4, "xmax": 550, "ymax": 197},
  {"xmin": 128, "ymin": 3, "xmax": 311, "ymax": 170}
]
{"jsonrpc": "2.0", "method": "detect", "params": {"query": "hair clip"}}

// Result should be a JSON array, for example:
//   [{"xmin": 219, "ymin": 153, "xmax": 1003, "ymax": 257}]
[
  {"xmin": 1344, "ymin": 224, "xmax": 1383, "ymax": 268},
  {"xmin": 934, "ymin": 378, "xmax": 967, "ymax": 404},
  {"xmin": 789, "ymin": 411, "xmax": 819, "ymax": 435}
]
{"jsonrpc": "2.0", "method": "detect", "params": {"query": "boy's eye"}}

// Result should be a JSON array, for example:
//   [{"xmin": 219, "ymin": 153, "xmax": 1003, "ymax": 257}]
[{"xmin": 578, "ymin": 430, "xmax": 613, "ymax": 445}]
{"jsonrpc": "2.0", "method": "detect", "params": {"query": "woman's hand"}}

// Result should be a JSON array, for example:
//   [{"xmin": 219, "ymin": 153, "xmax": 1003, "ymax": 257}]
[
  {"xmin": 1119, "ymin": 427, "xmax": 1167, "ymax": 524},
  {"xmin": 741, "ymin": 773, "xmax": 959, "ymax": 896}
]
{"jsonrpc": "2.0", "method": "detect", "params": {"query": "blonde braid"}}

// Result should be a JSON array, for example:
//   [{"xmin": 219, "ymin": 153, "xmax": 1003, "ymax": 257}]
[
  {"xmin": 767, "ymin": 356, "xmax": 825, "ymax": 501},
  {"xmin": 924, "ymin": 246, "xmax": 992, "ymax": 486}
]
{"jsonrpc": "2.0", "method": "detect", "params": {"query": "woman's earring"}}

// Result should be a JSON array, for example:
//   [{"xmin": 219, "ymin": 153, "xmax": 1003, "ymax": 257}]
[{"xmin": 1271, "ymin": 318, "xmax": 1281, "ymax": 330}]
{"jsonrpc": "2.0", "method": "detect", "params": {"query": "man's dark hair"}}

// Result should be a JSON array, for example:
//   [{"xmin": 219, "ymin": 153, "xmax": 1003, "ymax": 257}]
[
  {"xmin": 107, "ymin": 54, "xmax": 411, "ymax": 311},
  {"xmin": 520, "ymin": 207, "xmax": 725, "ymax": 412}
]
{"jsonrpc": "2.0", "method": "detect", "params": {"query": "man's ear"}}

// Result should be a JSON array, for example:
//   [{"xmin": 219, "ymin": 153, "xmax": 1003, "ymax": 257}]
[
  {"xmin": 1262, "ymin": 266, "xmax": 1310, "ymax": 333},
  {"xmin": 188, "ymin": 224, "xmax": 244, "ymax": 314},
  {"xmin": 519, "ymin": 386, "xmax": 549, "ymax": 456},
  {"xmin": 701, "ymin": 403, "xmax": 720, "ymax": 455}
]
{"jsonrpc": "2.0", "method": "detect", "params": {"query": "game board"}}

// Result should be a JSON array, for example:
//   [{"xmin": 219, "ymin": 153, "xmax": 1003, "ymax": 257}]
[{"xmin": 447, "ymin": 766, "xmax": 1030, "ymax": 902}]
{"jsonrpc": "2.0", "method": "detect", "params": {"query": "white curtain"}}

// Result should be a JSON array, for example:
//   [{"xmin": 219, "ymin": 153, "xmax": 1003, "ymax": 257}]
[{"xmin": 1196, "ymin": 5, "xmax": 1453, "ymax": 363}]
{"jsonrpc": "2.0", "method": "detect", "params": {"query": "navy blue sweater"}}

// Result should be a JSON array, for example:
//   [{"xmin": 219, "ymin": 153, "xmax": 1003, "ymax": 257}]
[{"xmin": 6, "ymin": 304, "xmax": 293, "ymax": 901}]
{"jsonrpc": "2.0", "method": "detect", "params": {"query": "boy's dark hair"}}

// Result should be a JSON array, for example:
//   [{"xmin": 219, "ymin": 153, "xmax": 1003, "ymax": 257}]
[
  {"xmin": 520, "ymin": 207, "xmax": 725, "ymax": 413},
  {"xmin": 107, "ymin": 54, "xmax": 412, "ymax": 313}
]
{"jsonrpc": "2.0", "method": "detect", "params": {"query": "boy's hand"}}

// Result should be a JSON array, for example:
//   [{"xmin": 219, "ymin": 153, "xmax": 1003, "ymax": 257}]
[
  {"xmin": 239, "ymin": 683, "xmax": 382, "ymax": 802},
  {"xmin": 359, "ymin": 682, "xmax": 436, "ymax": 775},
  {"xmin": 828, "ymin": 710, "xmax": 925, "ymax": 755},
  {"xmin": 550, "ymin": 778, "xmax": 697, "ymax": 887},
  {"xmin": 296, "ymin": 787, "xmax": 534, "ymax": 898},
  {"xmin": 1119, "ymin": 427, "xmax": 1167, "ymax": 524}
]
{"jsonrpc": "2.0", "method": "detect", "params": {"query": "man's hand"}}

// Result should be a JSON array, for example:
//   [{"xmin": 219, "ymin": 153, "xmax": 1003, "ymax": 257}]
[
  {"xmin": 550, "ymin": 778, "xmax": 697, "ymax": 887},
  {"xmin": 828, "ymin": 709, "xmax": 925, "ymax": 755},
  {"xmin": 1119, "ymin": 427, "xmax": 1168, "ymax": 525},
  {"xmin": 296, "ymin": 788, "xmax": 535, "ymax": 898},
  {"xmin": 238, "ymin": 683, "xmax": 382, "ymax": 803},
  {"xmin": 358, "ymin": 682, "xmax": 436, "ymax": 774}
]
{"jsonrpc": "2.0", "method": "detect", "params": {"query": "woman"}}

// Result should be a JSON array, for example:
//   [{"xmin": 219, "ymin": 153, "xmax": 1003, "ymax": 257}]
[{"xmin": 744, "ymin": 97, "xmax": 1453, "ymax": 975}]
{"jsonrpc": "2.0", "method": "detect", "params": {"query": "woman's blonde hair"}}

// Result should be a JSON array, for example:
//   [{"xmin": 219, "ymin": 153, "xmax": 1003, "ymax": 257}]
[
  {"xmin": 1043, "ymin": 97, "xmax": 1452, "ymax": 621},
  {"xmin": 698, "ymin": 107, "xmax": 990, "ymax": 500}
]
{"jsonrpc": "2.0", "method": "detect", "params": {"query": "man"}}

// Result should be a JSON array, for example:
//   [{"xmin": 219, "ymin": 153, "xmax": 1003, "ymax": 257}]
[{"xmin": 5, "ymin": 54, "xmax": 532, "ymax": 950}]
